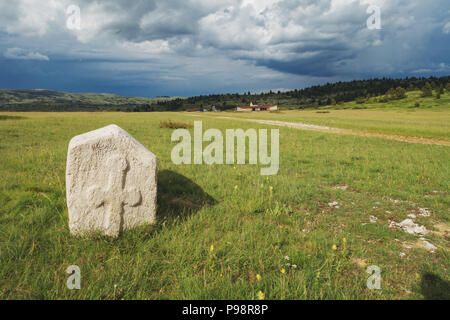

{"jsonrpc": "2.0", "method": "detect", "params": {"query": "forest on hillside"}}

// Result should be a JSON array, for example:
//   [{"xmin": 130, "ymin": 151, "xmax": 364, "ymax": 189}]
[{"xmin": 156, "ymin": 76, "xmax": 450, "ymax": 111}]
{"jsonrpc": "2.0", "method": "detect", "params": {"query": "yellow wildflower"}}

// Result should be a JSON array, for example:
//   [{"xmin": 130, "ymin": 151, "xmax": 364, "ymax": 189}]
[
  {"xmin": 257, "ymin": 291, "xmax": 265, "ymax": 300},
  {"xmin": 210, "ymin": 245, "xmax": 214, "ymax": 252},
  {"xmin": 332, "ymin": 244, "xmax": 337, "ymax": 251},
  {"xmin": 256, "ymin": 274, "xmax": 262, "ymax": 282},
  {"xmin": 281, "ymin": 268, "xmax": 286, "ymax": 274}
]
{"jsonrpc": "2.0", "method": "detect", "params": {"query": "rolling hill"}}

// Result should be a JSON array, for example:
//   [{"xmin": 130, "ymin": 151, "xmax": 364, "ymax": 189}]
[{"xmin": 0, "ymin": 89, "xmax": 182, "ymax": 112}]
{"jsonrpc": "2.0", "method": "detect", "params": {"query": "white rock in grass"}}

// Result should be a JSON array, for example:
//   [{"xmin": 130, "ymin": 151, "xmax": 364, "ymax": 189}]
[
  {"xmin": 328, "ymin": 201, "xmax": 339, "ymax": 208},
  {"xmin": 66, "ymin": 124, "xmax": 157, "ymax": 238},
  {"xmin": 333, "ymin": 185, "xmax": 348, "ymax": 191},
  {"xmin": 419, "ymin": 238, "xmax": 437, "ymax": 252},
  {"xmin": 418, "ymin": 208, "xmax": 431, "ymax": 217},
  {"xmin": 390, "ymin": 219, "xmax": 428, "ymax": 236}
]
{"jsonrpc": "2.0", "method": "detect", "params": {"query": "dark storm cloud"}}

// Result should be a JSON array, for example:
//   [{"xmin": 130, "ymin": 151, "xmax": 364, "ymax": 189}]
[{"xmin": 0, "ymin": 0, "xmax": 448, "ymax": 95}]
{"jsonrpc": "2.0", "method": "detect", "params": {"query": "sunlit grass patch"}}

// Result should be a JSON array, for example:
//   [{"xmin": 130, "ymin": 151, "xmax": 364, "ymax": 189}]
[{"xmin": 0, "ymin": 111, "xmax": 448, "ymax": 299}]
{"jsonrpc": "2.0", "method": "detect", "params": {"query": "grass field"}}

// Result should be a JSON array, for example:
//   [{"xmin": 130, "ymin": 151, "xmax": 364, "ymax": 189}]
[{"xmin": 0, "ymin": 105, "xmax": 449, "ymax": 299}]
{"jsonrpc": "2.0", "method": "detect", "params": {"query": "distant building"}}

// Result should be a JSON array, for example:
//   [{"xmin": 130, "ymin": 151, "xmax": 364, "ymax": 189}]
[{"xmin": 236, "ymin": 102, "xmax": 278, "ymax": 112}]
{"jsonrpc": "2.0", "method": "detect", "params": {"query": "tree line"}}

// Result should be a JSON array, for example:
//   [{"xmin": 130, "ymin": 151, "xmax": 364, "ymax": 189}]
[{"xmin": 153, "ymin": 76, "xmax": 450, "ymax": 112}]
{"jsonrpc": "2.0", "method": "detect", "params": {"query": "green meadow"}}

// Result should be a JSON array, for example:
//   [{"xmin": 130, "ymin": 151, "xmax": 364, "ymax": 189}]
[
  {"xmin": 0, "ymin": 101, "xmax": 449, "ymax": 299},
  {"xmin": 207, "ymin": 91, "xmax": 450, "ymax": 141}
]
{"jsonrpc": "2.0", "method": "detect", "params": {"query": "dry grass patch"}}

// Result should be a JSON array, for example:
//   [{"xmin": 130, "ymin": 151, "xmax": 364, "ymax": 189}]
[{"xmin": 159, "ymin": 120, "xmax": 193, "ymax": 129}]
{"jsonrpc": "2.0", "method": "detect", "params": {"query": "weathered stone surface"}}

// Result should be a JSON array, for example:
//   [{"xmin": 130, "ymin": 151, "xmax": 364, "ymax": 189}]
[{"xmin": 66, "ymin": 124, "xmax": 157, "ymax": 237}]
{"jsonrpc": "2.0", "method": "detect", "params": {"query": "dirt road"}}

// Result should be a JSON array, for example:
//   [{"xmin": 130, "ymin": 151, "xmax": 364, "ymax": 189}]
[{"xmin": 187, "ymin": 114, "xmax": 450, "ymax": 146}]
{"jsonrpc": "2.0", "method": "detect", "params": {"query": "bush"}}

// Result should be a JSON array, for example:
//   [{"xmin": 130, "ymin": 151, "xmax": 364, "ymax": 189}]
[
  {"xmin": 414, "ymin": 102, "xmax": 420, "ymax": 108},
  {"xmin": 394, "ymin": 87, "xmax": 407, "ymax": 99},
  {"xmin": 388, "ymin": 87, "xmax": 407, "ymax": 100},
  {"xmin": 355, "ymin": 97, "xmax": 366, "ymax": 104},
  {"xmin": 421, "ymin": 82, "xmax": 433, "ymax": 97}
]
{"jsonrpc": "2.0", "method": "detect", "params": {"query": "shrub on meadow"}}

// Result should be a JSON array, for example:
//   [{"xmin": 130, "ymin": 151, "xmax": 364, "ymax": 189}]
[{"xmin": 421, "ymin": 82, "xmax": 433, "ymax": 97}]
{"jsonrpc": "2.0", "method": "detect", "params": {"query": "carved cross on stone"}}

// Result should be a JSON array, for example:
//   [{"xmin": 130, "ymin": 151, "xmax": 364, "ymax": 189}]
[
  {"xmin": 87, "ymin": 156, "xmax": 142, "ymax": 237},
  {"xmin": 66, "ymin": 124, "xmax": 157, "ymax": 238}
]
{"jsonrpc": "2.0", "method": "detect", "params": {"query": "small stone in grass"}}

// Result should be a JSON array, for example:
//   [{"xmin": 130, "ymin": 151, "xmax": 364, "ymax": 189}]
[
  {"xmin": 420, "ymin": 238, "xmax": 437, "ymax": 252},
  {"xmin": 328, "ymin": 201, "xmax": 339, "ymax": 208},
  {"xmin": 418, "ymin": 208, "xmax": 431, "ymax": 217},
  {"xmin": 389, "ymin": 219, "xmax": 428, "ymax": 236}
]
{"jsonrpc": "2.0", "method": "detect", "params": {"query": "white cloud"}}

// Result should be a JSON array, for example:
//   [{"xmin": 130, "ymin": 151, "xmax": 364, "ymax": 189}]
[
  {"xmin": 4, "ymin": 47, "xmax": 50, "ymax": 61},
  {"xmin": 0, "ymin": 0, "xmax": 67, "ymax": 37},
  {"xmin": 443, "ymin": 22, "xmax": 450, "ymax": 34}
]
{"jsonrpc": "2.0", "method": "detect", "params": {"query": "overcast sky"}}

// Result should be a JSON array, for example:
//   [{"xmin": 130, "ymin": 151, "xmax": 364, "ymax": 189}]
[{"xmin": 0, "ymin": 0, "xmax": 449, "ymax": 97}]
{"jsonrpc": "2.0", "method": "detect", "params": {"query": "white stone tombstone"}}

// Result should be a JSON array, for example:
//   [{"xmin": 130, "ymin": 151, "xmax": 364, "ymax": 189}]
[{"xmin": 66, "ymin": 124, "xmax": 157, "ymax": 237}]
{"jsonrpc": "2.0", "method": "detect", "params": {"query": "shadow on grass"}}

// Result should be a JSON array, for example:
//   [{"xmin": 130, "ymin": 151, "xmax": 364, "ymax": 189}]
[
  {"xmin": 157, "ymin": 170, "xmax": 217, "ymax": 223},
  {"xmin": 420, "ymin": 273, "xmax": 450, "ymax": 300}
]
